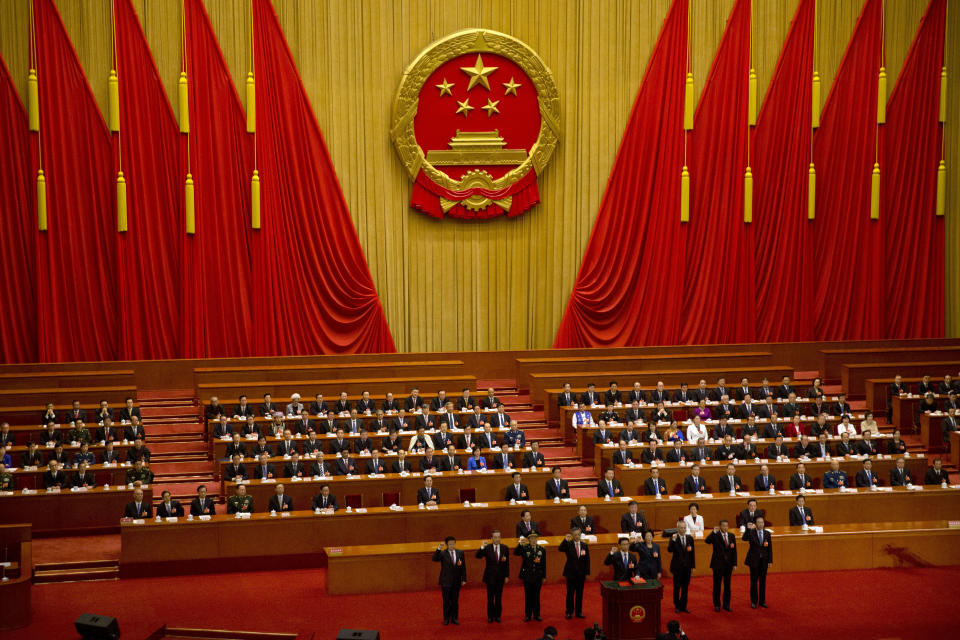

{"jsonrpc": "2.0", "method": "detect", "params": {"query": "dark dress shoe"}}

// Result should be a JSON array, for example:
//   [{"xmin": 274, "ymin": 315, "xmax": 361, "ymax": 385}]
[
  {"xmin": 751, "ymin": 603, "xmax": 757, "ymax": 609},
  {"xmin": 675, "ymin": 608, "xmax": 681, "ymax": 614},
  {"xmin": 443, "ymin": 620, "xmax": 450, "ymax": 625},
  {"xmin": 524, "ymin": 616, "xmax": 531, "ymax": 622},
  {"xmin": 565, "ymin": 613, "xmax": 572, "ymax": 619},
  {"xmin": 452, "ymin": 619, "xmax": 459, "ymax": 625},
  {"xmin": 575, "ymin": 614, "xmax": 586, "ymax": 619},
  {"xmin": 534, "ymin": 616, "xmax": 542, "ymax": 622},
  {"xmin": 723, "ymin": 606, "xmax": 732, "ymax": 612},
  {"xmin": 488, "ymin": 618, "xmax": 493, "ymax": 623},
  {"xmin": 760, "ymin": 603, "xmax": 768, "ymax": 608},
  {"xmin": 495, "ymin": 618, "xmax": 501, "ymax": 623},
  {"xmin": 680, "ymin": 609, "xmax": 690, "ymax": 614}
]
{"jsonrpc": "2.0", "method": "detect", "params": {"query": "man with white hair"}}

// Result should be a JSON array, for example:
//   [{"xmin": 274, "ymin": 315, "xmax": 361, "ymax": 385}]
[{"xmin": 286, "ymin": 394, "xmax": 304, "ymax": 417}]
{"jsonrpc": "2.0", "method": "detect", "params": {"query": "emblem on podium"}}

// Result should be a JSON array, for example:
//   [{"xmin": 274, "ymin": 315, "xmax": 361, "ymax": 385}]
[
  {"xmin": 629, "ymin": 605, "xmax": 647, "ymax": 623},
  {"xmin": 391, "ymin": 29, "xmax": 560, "ymax": 220}
]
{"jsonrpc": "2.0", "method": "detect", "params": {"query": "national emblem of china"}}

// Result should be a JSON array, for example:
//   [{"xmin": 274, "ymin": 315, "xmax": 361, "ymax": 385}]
[{"xmin": 391, "ymin": 29, "xmax": 560, "ymax": 220}]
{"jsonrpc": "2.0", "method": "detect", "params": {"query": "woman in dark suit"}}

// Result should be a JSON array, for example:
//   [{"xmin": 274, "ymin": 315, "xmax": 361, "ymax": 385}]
[
  {"xmin": 631, "ymin": 530, "xmax": 662, "ymax": 580},
  {"xmin": 806, "ymin": 378, "xmax": 825, "ymax": 399}
]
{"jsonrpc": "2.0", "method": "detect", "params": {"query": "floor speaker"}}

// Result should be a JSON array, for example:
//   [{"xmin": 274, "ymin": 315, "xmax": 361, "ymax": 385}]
[
  {"xmin": 74, "ymin": 613, "xmax": 120, "ymax": 639},
  {"xmin": 336, "ymin": 630, "xmax": 380, "ymax": 640}
]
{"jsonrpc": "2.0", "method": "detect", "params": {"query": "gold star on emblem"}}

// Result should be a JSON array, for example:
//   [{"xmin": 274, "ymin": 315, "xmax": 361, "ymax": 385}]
[
  {"xmin": 435, "ymin": 78, "xmax": 454, "ymax": 96},
  {"xmin": 460, "ymin": 54, "xmax": 498, "ymax": 91},
  {"xmin": 503, "ymin": 77, "xmax": 521, "ymax": 96},
  {"xmin": 482, "ymin": 98, "xmax": 500, "ymax": 117},
  {"xmin": 455, "ymin": 98, "xmax": 474, "ymax": 117}
]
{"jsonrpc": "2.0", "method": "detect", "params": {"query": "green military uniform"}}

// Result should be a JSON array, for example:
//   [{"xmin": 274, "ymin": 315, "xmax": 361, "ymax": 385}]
[
  {"xmin": 125, "ymin": 467, "xmax": 154, "ymax": 485},
  {"xmin": 515, "ymin": 541, "xmax": 547, "ymax": 620},
  {"xmin": 68, "ymin": 426, "xmax": 93, "ymax": 445},
  {"xmin": 0, "ymin": 472, "xmax": 15, "ymax": 491},
  {"xmin": 227, "ymin": 494, "xmax": 254, "ymax": 514}
]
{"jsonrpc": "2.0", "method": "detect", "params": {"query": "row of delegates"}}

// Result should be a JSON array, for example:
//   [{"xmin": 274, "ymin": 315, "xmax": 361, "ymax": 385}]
[
  {"xmin": 34, "ymin": 415, "xmax": 147, "ymax": 447},
  {"xmin": 32, "ymin": 457, "xmax": 153, "ymax": 490},
  {"xmin": 206, "ymin": 387, "xmax": 506, "ymax": 421},
  {"xmin": 560, "ymin": 375, "xmax": 813, "ymax": 408},
  {"xmin": 39, "ymin": 397, "xmax": 142, "ymax": 427},
  {"xmin": 16, "ymin": 439, "xmax": 152, "ymax": 471}
]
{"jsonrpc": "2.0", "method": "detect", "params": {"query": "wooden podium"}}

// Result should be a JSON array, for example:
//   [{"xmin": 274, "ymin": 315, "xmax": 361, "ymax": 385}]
[{"xmin": 600, "ymin": 579, "xmax": 663, "ymax": 640}]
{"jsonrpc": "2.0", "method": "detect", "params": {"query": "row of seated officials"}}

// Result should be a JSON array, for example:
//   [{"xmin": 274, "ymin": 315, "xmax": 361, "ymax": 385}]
[{"xmin": 0, "ymin": 417, "xmax": 147, "ymax": 447}]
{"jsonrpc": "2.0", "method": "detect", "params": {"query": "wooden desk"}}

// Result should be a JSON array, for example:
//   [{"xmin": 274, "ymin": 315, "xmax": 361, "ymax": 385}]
[
  {"xmin": 194, "ymin": 360, "xmax": 466, "ymax": 385},
  {"xmin": 0, "ymin": 368, "xmax": 135, "ymax": 389},
  {"xmin": 0, "ymin": 441, "xmax": 133, "ymax": 462},
  {"xmin": 119, "ymin": 489, "xmax": 960, "ymax": 580},
  {"xmin": 0, "ymin": 524, "xmax": 31, "ymax": 631},
  {"xmin": 0, "ymin": 386, "xmax": 138, "ymax": 409},
  {"xmin": 613, "ymin": 454, "xmax": 928, "ymax": 495},
  {"xmin": 225, "ymin": 469, "xmax": 553, "ymax": 509},
  {"xmin": 920, "ymin": 414, "xmax": 947, "ymax": 453},
  {"xmin": 198, "ymin": 375, "xmax": 478, "ymax": 403},
  {"xmin": 863, "ymin": 378, "xmax": 944, "ymax": 413},
  {"xmin": 515, "ymin": 352, "xmax": 773, "ymax": 392},
  {"xmin": 9, "ymin": 463, "xmax": 131, "ymax": 490},
  {"xmin": 819, "ymin": 347, "xmax": 960, "ymax": 381},
  {"xmin": 324, "ymin": 520, "xmax": 960, "ymax": 594},
  {"xmin": 842, "ymin": 362, "xmax": 960, "ymax": 398},
  {"xmin": 0, "ymin": 487, "xmax": 149, "ymax": 535},
  {"xmin": 950, "ymin": 432, "xmax": 959, "ymax": 467}
]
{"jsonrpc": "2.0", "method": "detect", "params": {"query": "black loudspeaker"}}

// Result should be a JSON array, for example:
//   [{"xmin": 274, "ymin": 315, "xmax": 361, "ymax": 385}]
[
  {"xmin": 74, "ymin": 613, "xmax": 120, "ymax": 640},
  {"xmin": 336, "ymin": 630, "xmax": 380, "ymax": 640}
]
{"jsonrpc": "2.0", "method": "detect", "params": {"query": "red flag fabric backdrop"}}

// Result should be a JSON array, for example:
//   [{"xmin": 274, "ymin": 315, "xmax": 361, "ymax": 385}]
[
  {"xmin": 553, "ymin": 0, "xmax": 687, "ymax": 347},
  {"xmin": 679, "ymin": 0, "xmax": 753, "ymax": 344},
  {"xmin": 33, "ymin": 0, "xmax": 119, "ymax": 362},
  {"xmin": 811, "ymin": 0, "xmax": 884, "ymax": 340},
  {"xmin": 881, "ymin": 0, "xmax": 945, "ymax": 338},
  {"xmin": 0, "ymin": 56, "xmax": 37, "ymax": 363},
  {"xmin": 114, "ymin": 0, "xmax": 184, "ymax": 360},
  {"xmin": 250, "ymin": 0, "xmax": 395, "ymax": 354},
  {"xmin": 752, "ymin": 0, "xmax": 815, "ymax": 342}
]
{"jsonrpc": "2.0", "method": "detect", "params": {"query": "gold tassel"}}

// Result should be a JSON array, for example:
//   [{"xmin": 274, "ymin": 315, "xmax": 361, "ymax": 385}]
[
  {"xmin": 877, "ymin": 66, "xmax": 887, "ymax": 124},
  {"xmin": 748, "ymin": 68, "xmax": 757, "ymax": 126},
  {"xmin": 812, "ymin": 71, "xmax": 821, "ymax": 128},
  {"xmin": 37, "ymin": 169, "xmax": 47, "ymax": 231},
  {"xmin": 940, "ymin": 66, "xmax": 947, "ymax": 123},
  {"xmin": 185, "ymin": 173, "xmax": 195, "ymax": 234},
  {"xmin": 684, "ymin": 72, "xmax": 694, "ymax": 131},
  {"xmin": 245, "ymin": 72, "xmax": 256, "ymax": 133},
  {"xmin": 936, "ymin": 160, "xmax": 946, "ymax": 217},
  {"xmin": 743, "ymin": 166, "xmax": 753, "ymax": 223},
  {"xmin": 178, "ymin": 72, "xmax": 190, "ymax": 133},
  {"xmin": 251, "ymin": 169, "xmax": 261, "ymax": 229},
  {"xmin": 116, "ymin": 171, "xmax": 128, "ymax": 232},
  {"xmin": 108, "ymin": 69, "xmax": 120, "ymax": 132},
  {"xmin": 870, "ymin": 162, "xmax": 880, "ymax": 220},
  {"xmin": 680, "ymin": 165, "xmax": 690, "ymax": 222},
  {"xmin": 808, "ymin": 163, "xmax": 816, "ymax": 220},
  {"xmin": 27, "ymin": 68, "xmax": 39, "ymax": 132}
]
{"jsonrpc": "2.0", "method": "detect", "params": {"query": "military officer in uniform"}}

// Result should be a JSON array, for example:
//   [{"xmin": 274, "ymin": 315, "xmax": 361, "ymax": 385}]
[
  {"xmin": 515, "ymin": 531, "xmax": 547, "ymax": 622},
  {"xmin": 227, "ymin": 483, "xmax": 254, "ymax": 514}
]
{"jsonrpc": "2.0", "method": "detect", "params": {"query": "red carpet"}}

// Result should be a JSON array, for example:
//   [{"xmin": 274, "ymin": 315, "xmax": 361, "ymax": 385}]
[{"xmin": 9, "ymin": 565, "xmax": 958, "ymax": 639}]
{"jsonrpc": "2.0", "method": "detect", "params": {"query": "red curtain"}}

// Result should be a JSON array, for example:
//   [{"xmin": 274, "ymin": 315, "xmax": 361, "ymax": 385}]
[
  {"xmin": 33, "ymin": 0, "xmax": 119, "ymax": 362},
  {"xmin": 0, "ymin": 56, "xmax": 37, "ymax": 363},
  {"xmin": 250, "ymin": 0, "xmax": 395, "ymax": 354},
  {"xmin": 114, "ymin": 0, "xmax": 184, "ymax": 360},
  {"xmin": 181, "ymin": 0, "xmax": 255, "ymax": 358},
  {"xmin": 811, "ymin": 0, "xmax": 884, "ymax": 340},
  {"xmin": 679, "ymin": 0, "xmax": 753, "ymax": 344},
  {"xmin": 881, "ymin": 0, "xmax": 945, "ymax": 338},
  {"xmin": 553, "ymin": 0, "xmax": 687, "ymax": 347},
  {"xmin": 752, "ymin": 0, "xmax": 815, "ymax": 342}
]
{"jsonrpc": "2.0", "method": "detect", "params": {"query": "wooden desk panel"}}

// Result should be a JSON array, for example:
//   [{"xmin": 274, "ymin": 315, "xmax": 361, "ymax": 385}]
[
  {"xmin": 324, "ymin": 521, "xmax": 960, "ymax": 594},
  {"xmin": 920, "ymin": 414, "xmax": 947, "ymax": 453},
  {"xmin": 0, "ymin": 487, "xmax": 149, "ymax": 535},
  {"xmin": 0, "ymin": 524, "xmax": 31, "ymax": 631},
  {"xmin": 0, "ymin": 386, "xmax": 138, "ymax": 409},
  {"xmin": 842, "ymin": 362, "xmax": 960, "ymax": 398},
  {"xmin": 613, "ymin": 455, "xmax": 929, "ymax": 495},
  {"xmin": 225, "ymin": 469, "xmax": 553, "ymax": 509},
  {"xmin": 198, "ymin": 375, "xmax": 477, "ymax": 402},
  {"xmin": 819, "ymin": 347, "xmax": 960, "ymax": 381},
  {"xmin": 9, "ymin": 463, "xmax": 130, "ymax": 490},
  {"xmin": 194, "ymin": 360, "xmax": 466, "ymax": 385},
  {"xmin": 119, "ymin": 489, "xmax": 960, "ymax": 579}
]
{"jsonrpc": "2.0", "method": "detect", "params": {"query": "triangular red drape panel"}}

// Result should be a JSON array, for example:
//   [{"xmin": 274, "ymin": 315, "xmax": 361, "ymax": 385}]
[
  {"xmin": 33, "ymin": 0, "xmax": 119, "ymax": 361},
  {"xmin": 114, "ymin": 0, "xmax": 185, "ymax": 360},
  {"xmin": 752, "ymin": 0, "xmax": 815, "ymax": 342},
  {"xmin": 250, "ymin": 0, "xmax": 395, "ymax": 354},
  {"xmin": 811, "ymin": 0, "xmax": 884, "ymax": 340},
  {"xmin": 0, "ymin": 56, "xmax": 37, "ymax": 363},
  {"xmin": 881, "ymin": 0, "xmax": 945, "ymax": 338},
  {"xmin": 553, "ymin": 0, "xmax": 687, "ymax": 347}
]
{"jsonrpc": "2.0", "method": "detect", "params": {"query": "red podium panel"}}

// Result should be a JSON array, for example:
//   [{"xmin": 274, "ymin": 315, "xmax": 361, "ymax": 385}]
[{"xmin": 600, "ymin": 580, "xmax": 662, "ymax": 640}]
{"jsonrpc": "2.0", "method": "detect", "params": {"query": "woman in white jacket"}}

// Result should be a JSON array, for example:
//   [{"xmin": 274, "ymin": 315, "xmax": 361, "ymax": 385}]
[
  {"xmin": 686, "ymin": 416, "xmax": 708, "ymax": 443},
  {"xmin": 683, "ymin": 502, "xmax": 705, "ymax": 536}
]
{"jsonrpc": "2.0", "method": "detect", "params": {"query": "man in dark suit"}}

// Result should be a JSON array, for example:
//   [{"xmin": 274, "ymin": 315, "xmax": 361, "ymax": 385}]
[
  {"xmin": 683, "ymin": 465, "xmax": 707, "ymax": 494},
  {"xmin": 788, "ymin": 494, "xmax": 814, "ymax": 526},
  {"xmin": 558, "ymin": 528, "xmax": 590, "ymax": 618},
  {"xmin": 71, "ymin": 461, "xmax": 96, "ymax": 488},
  {"xmin": 789, "ymin": 462, "xmax": 813, "ymax": 490},
  {"xmin": 742, "ymin": 517, "xmax": 773, "ymax": 608},
  {"xmin": 889, "ymin": 457, "xmax": 913, "ymax": 486},
  {"xmin": 580, "ymin": 383, "xmax": 599, "ymax": 407},
  {"xmin": 604, "ymin": 537, "xmax": 638, "ymax": 581},
  {"xmin": 381, "ymin": 392, "xmax": 400, "ymax": 413},
  {"xmin": 691, "ymin": 380, "xmax": 709, "ymax": 403},
  {"xmin": 190, "ymin": 485, "xmax": 216, "ymax": 516},
  {"xmin": 628, "ymin": 381, "xmax": 647, "ymax": 404},
  {"xmin": 260, "ymin": 393, "xmax": 277, "ymax": 417},
  {"xmin": 440, "ymin": 444, "xmax": 461, "ymax": 472},
  {"xmin": 480, "ymin": 388, "xmax": 499, "ymax": 410},
  {"xmin": 620, "ymin": 501, "xmax": 647, "ymax": 534},
  {"xmin": 232, "ymin": 395, "xmax": 255, "ymax": 419},
  {"xmin": 640, "ymin": 441, "xmax": 663, "ymax": 464},
  {"xmin": 887, "ymin": 375, "xmax": 908, "ymax": 420},
  {"xmin": 433, "ymin": 536, "xmax": 466, "ymax": 625},
  {"xmin": 285, "ymin": 452, "xmax": 306, "ymax": 478},
  {"xmin": 570, "ymin": 505, "xmax": 594, "ymax": 534},
  {"xmin": 505, "ymin": 472, "xmax": 530, "ymax": 501},
  {"xmin": 417, "ymin": 476, "xmax": 439, "ymax": 506},
  {"xmin": 705, "ymin": 520, "xmax": 737, "ymax": 611},
  {"xmin": 516, "ymin": 509, "xmax": 540, "ymax": 538},
  {"xmin": 253, "ymin": 454, "xmax": 276, "ymax": 480},
  {"xmin": 597, "ymin": 469, "xmax": 624, "ymax": 498},
  {"xmin": 593, "ymin": 423, "xmax": 614, "ymax": 445},
  {"xmin": 523, "ymin": 441, "xmax": 546, "ymax": 469},
  {"xmin": 766, "ymin": 434, "xmax": 789, "ymax": 459},
  {"xmin": 776, "ymin": 376, "xmax": 795, "ymax": 400},
  {"xmin": 925, "ymin": 457, "xmax": 949, "ymax": 485},
  {"xmin": 390, "ymin": 450, "xmax": 412, "ymax": 474},
  {"xmin": 938, "ymin": 374, "xmax": 954, "ymax": 395},
  {"xmin": 65, "ymin": 400, "xmax": 86, "ymax": 424},
  {"xmin": 224, "ymin": 454, "xmax": 248, "ymax": 482},
  {"xmin": 475, "ymin": 531, "xmax": 509, "ymax": 622},
  {"xmin": 557, "ymin": 383, "xmax": 576, "ymax": 407},
  {"xmin": 268, "ymin": 483, "xmax": 293, "ymax": 512},
  {"xmin": 404, "ymin": 388, "xmax": 424, "ymax": 411},
  {"xmin": 312, "ymin": 484, "xmax": 339, "ymax": 510},
  {"xmin": 668, "ymin": 521, "xmax": 695, "ymax": 613},
  {"xmin": 124, "ymin": 487, "xmax": 152, "ymax": 518},
  {"xmin": 645, "ymin": 467, "xmax": 668, "ymax": 496},
  {"xmin": 357, "ymin": 390, "xmax": 377, "ymax": 413},
  {"xmin": 673, "ymin": 383, "xmax": 691, "ymax": 404},
  {"xmin": 710, "ymin": 377, "xmax": 729, "ymax": 402},
  {"xmin": 157, "ymin": 490, "xmax": 185, "ymax": 518},
  {"xmin": 491, "ymin": 449, "xmax": 513, "ymax": 471},
  {"xmin": 718, "ymin": 464, "xmax": 743, "ymax": 493},
  {"xmin": 856, "ymin": 459, "xmax": 879, "ymax": 487},
  {"xmin": 605, "ymin": 381, "xmax": 622, "ymax": 406},
  {"xmin": 739, "ymin": 499, "xmax": 762, "ymax": 527},
  {"xmin": 857, "ymin": 431, "xmax": 880, "ymax": 456},
  {"xmin": 309, "ymin": 393, "xmax": 329, "ymax": 416},
  {"xmin": 546, "ymin": 467, "xmax": 570, "ymax": 499},
  {"xmin": 612, "ymin": 441, "xmax": 633, "ymax": 466},
  {"xmin": 754, "ymin": 464, "xmax": 775, "ymax": 492},
  {"xmin": 735, "ymin": 378, "xmax": 753, "ymax": 401},
  {"xmin": 42, "ymin": 460, "xmax": 68, "ymax": 489},
  {"xmin": 665, "ymin": 441, "xmax": 687, "ymax": 464},
  {"xmin": 689, "ymin": 439, "xmax": 710, "ymax": 463}
]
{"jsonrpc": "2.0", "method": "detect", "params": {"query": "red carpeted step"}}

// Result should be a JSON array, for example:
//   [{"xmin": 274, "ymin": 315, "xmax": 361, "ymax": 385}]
[
  {"xmin": 138, "ymin": 389, "xmax": 195, "ymax": 402},
  {"xmin": 560, "ymin": 465, "xmax": 598, "ymax": 479},
  {"xmin": 150, "ymin": 461, "xmax": 215, "ymax": 475},
  {"xmin": 794, "ymin": 370, "xmax": 820, "ymax": 380},
  {"xmin": 148, "ymin": 441, "xmax": 208, "ymax": 454},
  {"xmin": 155, "ymin": 480, "xmax": 219, "ymax": 499},
  {"xmin": 147, "ymin": 423, "xmax": 205, "ymax": 436},
  {"xmin": 523, "ymin": 427, "xmax": 561, "ymax": 439},
  {"xmin": 570, "ymin": 487, "xmax": 598, "ymax": 499},
  {"xmin": 31, "ymin": 534, "xmax": 120, "ymax": 565},
  {"xmin": 475, "ymin": 379, "xmax": 517, "ymax": 390},
  {"xmin": 142, "ymin": 406, "xmax": 200, "ymax": 418},
  {"xmin": 540, "ymin": 445, "xmax": 576, "ymax": 458}
]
